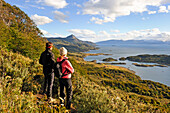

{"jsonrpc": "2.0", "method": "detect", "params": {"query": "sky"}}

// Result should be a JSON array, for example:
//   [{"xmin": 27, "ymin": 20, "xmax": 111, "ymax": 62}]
[{"xmin": 4, "ymin": 0, "xmax": 170, "ymax": 42}]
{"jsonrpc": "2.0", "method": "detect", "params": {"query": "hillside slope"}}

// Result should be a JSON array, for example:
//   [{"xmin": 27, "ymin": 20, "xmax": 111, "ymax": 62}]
[
  {"xmin": 0, "ymin": 0, "xmax": 60, "ymax": 59},
  {"xmin": 0, "ymin": 0, "xmax": 170, "ymax": 112},
  {"xmin": 1, "ymin": 48, "xmax": 169, "ymax": 112}
]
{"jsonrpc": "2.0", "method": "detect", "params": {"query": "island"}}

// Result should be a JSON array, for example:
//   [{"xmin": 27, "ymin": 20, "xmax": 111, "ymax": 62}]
[
  {"xmin": 102, "ymin": 57, "xmax": 118, "ymax": 62},
  {"xmin": 121, "ymin": 54, "xmax": 170, "ymax": 66},
  {"xmin": 132, "ymin": 63, "xmax": 168, "ymax": 67}
]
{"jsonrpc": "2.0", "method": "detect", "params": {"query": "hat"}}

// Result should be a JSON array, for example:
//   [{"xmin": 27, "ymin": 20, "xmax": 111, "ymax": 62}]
[{"xmin": 59, "ymin": 47, "xmax": 67, "ymax": 56}]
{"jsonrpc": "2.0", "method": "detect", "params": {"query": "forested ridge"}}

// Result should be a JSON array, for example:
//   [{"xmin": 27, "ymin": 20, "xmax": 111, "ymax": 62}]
[
  {"xmin": 0, "ymin": 0, "xmax": 170, "ymax": 112},
  {"xmin": 0, "ymin": 0, "xmax": 60, "ymax": 59}
]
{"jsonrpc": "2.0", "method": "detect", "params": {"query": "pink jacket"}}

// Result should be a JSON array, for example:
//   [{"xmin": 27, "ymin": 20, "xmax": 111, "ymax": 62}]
[{"xmin": 57, "ymin": 57, "xmax": 74, "ymax": 79}]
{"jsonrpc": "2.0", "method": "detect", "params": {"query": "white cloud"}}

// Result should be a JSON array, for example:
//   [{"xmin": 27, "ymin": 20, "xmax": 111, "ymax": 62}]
[
  {"xmin": 41, "ymin": 29, "xmax": 67, "ymax": 37},
  {"xmin": 41, "ymin": 29, "xmax": 48, "ymax": 35},
  {"xmin": 90, "ymin": 17, "xmax": 115, "ymax": 24},
  {"xmin": 68, "ymin": 28, "xmax": 170, "ymax": 42},
  {"xmin": 31, "ymin": 14, "xmax": 53, "ymax": 25},
  {"xmin": 25, "ymin": 0, "xmax": 30, "ymax": 2},
  {"xmin": 38, "ymin": 0, "xmax": 68, "ymax": 9},
  {"xmin": 74, "ymin": 2, "xmax": 81, "ymax": 8},
  {"xmin": 142, "ymin": 17, "xmax": 146, "ymax": 20},
  {"xmin": 30, "ymin": 5, "xmax": 45, "ymax": 9},
  {"xmin": 148, "ymin": 11, "xmax": 156, "ymax": 14},
  {"xmin": 77, "ymin": 11, "xmax": 80, "ymax": 15},
  {"xmin": 54, "ymin": 33, "xmax": 66, "ymax": 37},
  {"xmin": 168, "ymin": 5, "xmax": 170, "ymax": 10},
  {"xmin": 160, "ymin": 0, "xmax": 170, "ymax": 4},
  {"xmin": 41, "ymin": 29, "xmax": 52, "ymax": 36},
  {"xmin": 36, "ymin": 0, "xmax": 43, "ymax": 4},
  {"xmin": 68, "ymin": 29, "xmax": 97, "ymax": 41},
  {"xmin": 82, "ymin": 0, "xmax": 164, "ymax": 24},
  {"xmin": 142, "ymin": 17, "xmax": 149, "ymax": 20},
  {"xmin": 158, "ymin": 6, "xmax": 169, "ymax": 13},
  {"xmin": 54, "ymin": 10, "xmax": 69, "ymax": 23},
  {"xmin": 110, "ymin": 30, "xmax": 120, "ymax": 33}
]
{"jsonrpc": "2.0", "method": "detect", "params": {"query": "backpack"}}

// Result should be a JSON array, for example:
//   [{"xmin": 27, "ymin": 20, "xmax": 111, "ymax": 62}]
[{"xmin": 54, "ymin": 59, "xmax": 68, "ymax": 78}]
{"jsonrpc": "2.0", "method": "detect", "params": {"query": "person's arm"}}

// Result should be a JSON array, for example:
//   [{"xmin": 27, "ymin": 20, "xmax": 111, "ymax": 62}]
[
  {"xmin": 65, "ymin": 60, "xmax": 74, "ymax": 74},
  {"xmin": 39, "ymin": 53, "xmax": 43, "ymax": 65},
  {"xmin": 50, "ymin": 52, "xmax": 56, "ymax": 68}
]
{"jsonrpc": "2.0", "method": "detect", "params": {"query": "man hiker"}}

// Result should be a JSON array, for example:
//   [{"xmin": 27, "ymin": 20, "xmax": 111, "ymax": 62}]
[
  {"xmin": 56, "ymin": 47, "xmax": 74, "ymax": 109},
  {"xmin": 39, "ymin": 42, "xmax": 55, "ymax": 101}
]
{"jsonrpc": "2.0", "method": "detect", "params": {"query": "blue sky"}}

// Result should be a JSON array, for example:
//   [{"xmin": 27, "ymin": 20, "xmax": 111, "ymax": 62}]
[{"xmin": 4, "ymin": 0, "xmax": 170, "ymax": 42}]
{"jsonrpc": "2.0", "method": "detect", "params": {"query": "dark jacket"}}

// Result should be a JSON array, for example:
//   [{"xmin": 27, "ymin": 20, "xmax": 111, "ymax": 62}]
[{"xmin": 39, "ymin": 49, "xmax": 55, "ymax": 74}]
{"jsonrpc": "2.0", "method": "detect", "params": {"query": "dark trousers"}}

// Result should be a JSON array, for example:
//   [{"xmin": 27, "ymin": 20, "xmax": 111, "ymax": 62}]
[
  {"xmin": 59, "ymin": 78, "xmax": 73, "ymax": 109},
  {"xmin": 43, "ymin": 72, "xmax": 54, "ymax": 98}
]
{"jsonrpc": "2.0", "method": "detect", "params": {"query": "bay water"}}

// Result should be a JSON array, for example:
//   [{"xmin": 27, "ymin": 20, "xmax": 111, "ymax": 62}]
[{"xmin": 84, "ymin": 44, "xmax": 170, "ymax": 86}]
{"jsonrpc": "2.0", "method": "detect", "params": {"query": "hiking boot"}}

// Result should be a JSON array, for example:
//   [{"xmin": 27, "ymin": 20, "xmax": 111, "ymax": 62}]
[
  {"xmin": 59, "ymin": 97, "xmax": 65, "ymax": 106},
  {"xmin": 48, "ymin": 97, "xmax": 55, "ymax": 103}
]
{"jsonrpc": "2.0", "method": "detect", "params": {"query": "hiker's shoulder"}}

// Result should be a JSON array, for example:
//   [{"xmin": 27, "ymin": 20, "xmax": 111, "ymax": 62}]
[
  {"xmin": 57, "ymin": 57, "xmax": 69, "ymax": 63},
  {"xmin": 47, "ymin": 50, "xmax": 54, "ymax": 56}
]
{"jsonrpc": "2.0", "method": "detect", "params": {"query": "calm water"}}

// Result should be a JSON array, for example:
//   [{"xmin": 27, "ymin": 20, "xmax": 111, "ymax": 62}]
[{"xmin": 84, "ymin": 44, "xmax": 170, "ymax": 86}]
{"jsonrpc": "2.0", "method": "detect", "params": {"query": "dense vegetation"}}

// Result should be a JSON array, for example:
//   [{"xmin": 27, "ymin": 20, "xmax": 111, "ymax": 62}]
[
  {"xmin": 1, "ymin": 47, "xmax": 170, "ymax": 112},
  {"xmin": 0, "ymin": 0, "xmax": 170, "ymax": 112},
  {"xmin": 0, "ymin": 0, "xmax": 59, "ymax": 59},
  {"xmin": 126, "ymin": 54, "xmax": 170, "ymax": 66},
  {"xmin": 47, "ymin": 34, "xmax": 97, "ymax": 52}
]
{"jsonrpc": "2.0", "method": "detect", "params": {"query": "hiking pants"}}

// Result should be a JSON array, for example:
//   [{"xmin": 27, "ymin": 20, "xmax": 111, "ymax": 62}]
[
  {"xmin": 59, "ymin": 78, "xmax": 73, "ymax": 109},
  {"xmin": 43, "ymin": 71, "xmax": 54, "ymax": 98}
]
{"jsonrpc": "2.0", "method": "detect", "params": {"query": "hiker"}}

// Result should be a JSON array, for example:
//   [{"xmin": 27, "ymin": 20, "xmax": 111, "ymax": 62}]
[
  {"xmin": 39, "ymin": 42, "xmax": 55, "ymax": 101},
  {"xmin": 57, "ymin": 47, "xmax": 74, "ymax": 109}
]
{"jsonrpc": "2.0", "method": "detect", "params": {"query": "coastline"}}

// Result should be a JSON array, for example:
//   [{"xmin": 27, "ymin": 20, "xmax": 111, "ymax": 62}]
[{"xmin": 83, "ymin": 51, "xmax": 170, "ymax": 86}]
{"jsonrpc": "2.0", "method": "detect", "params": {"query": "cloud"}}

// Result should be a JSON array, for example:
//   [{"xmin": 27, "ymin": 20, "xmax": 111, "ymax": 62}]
[
  {"xmin": 25, "ymin": 0, "xmax": 30, "ymax": 2},
  {"xmin": 40, "ymin": 29, "xmax": 52, "ymax": 36},
  {"xmin": 160, "ymin": 0, "xmax": 170, "ymax": 4},
  {"xmin": 148, "ymin": 11, "xmax": 157, "ymax": 14},
  {"xmin": 54, "ymin": 33, "xmax": 66, "ymax": 37},
  {"xmin": 82, "ymin": 0, "xmax": 164, "ymax": 24},
  {"xmin": 68, "ymin": 29, "xmax": 97, "ymax": 41},
  {"xmin": 38, "ymin": 0, "xmax": 68, "ymax": 9},
  {"xmin": 31, "ymin": 14, "xmax": 53, "ymax": 25},
  {"xmin": 74, "ymin": 2, "xmax": 81, "ymax": 8},
  {"xmin": 158, "ymin": 6, "xmax": 169, "ymax": 13},
  {"xmin": 41, "ymin": 29, "xmax": 66, "ymax": 37},
  {"xmin": 90, "ymin": 17, "xmax": 115, "ymax": 24},
  {"xmin": 110, "ymin": 30, "xmax": 120, "ymax": 33},
  {"xmin": 54, "ymin": 10, "xmax": 69, "ymax": 23},
  {"xmin": 77, "ymin": 11, "xmax": 80, "ymax": 15},
  {"xmin": 68, "ymin": 28, "xmax": 170, "ymax": 42},
  {"xmin": 30, "ymin": 5, "xmax": 45, "ymax": 9},
  {"xmin": 142, "ymin": 17, "xmax": 149, "ymax": 20}
]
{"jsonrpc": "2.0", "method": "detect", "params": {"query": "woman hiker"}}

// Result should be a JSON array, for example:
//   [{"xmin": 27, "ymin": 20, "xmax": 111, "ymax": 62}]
[{"xmin": 57, "ymin": 47, "xmax": 74, "ymax": 109}]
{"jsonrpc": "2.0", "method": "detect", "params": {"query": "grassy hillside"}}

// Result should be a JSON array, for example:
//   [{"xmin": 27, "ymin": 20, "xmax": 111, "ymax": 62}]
[
  {"xmin": 0, "ymin": 48, "xmax": 169, "ymax": 112},
  {"xmin": 0, "ymin": 0, "xmax": 170, "ymax": 112}
]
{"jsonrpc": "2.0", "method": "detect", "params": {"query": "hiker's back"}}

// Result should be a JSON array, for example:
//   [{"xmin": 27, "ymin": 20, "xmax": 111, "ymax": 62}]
[{"xmin": 39, "ymin": 50, "xmax": 54, "ymax": 67}]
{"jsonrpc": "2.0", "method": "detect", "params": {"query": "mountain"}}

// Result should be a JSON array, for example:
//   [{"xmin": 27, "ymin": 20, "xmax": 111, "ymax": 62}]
[
  {"xmin": 47, "ymin": 34, "xmax": 97, "ymax": 52},
  {"xmin": 96, "ymin": 39, "xmax": 170, "ymax": 45}
]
